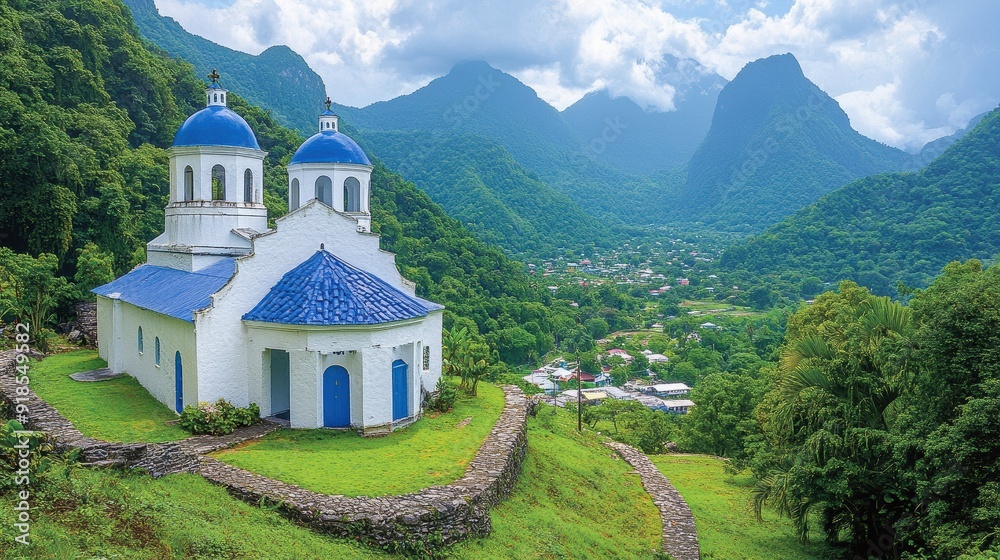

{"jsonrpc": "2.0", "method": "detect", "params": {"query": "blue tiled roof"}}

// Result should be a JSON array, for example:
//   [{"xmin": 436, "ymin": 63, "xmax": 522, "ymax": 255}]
[
  {"xmin": 92, "ymin": 259, "xmax": 236, "ymax": 322},
  {"xmin": 243, "ymin": 250, "xmax": 442, "ymax": 325},
  {"xmin": 289, "ymin": 131, "xmax": 370, "ymax": 165},
  {"xmin": 173, "ymin": 105, "xmax": 261, "ymax": 149}
]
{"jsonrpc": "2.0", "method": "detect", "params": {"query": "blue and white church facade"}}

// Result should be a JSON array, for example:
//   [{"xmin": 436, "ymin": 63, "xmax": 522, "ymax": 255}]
[{"xmin": 94, "ymin": 78, "xmax": 443, "ymax": 434}]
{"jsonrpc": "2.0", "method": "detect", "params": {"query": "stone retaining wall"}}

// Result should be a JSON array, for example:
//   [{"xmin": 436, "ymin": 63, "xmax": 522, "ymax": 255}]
[
  {"xmin": 0, "ymin": 348, "xmax": 533, "ymax": 552},
  {"xmin": 605, "ymin": 441, "xmax": 701, "ymax": 560},
  {"xmin": 199, "ymin": 385, "xmax": 532, "ymax": 552},
  {"xmin": 0, "ymin": 350, "xmax": 277, "ymax": 477}
]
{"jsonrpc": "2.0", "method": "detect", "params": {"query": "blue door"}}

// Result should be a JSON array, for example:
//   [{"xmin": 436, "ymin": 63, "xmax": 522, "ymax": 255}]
[
  {"xmin": 392, "ymin": 360, "xmax": 408, "ymax": 421},
  {"xmin": 174, "ymin": 352, "xmax": 183, "ymax": 413},
  {"xmin": 323, "ymin": 366, "xmax": 350, "ymax": 428}
]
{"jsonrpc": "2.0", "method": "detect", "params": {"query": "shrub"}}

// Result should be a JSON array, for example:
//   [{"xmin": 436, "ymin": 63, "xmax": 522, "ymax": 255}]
[
  {"xmin": 179, "ymin": 399, "xmax": 260, "ymax": 435},
  {"xmin": 427, "ymin": 377, "xmax": 458, "ymax": 413},
  {"xmin": 0, "ymin": 419, "xmax": 54, "ymax": 493}
]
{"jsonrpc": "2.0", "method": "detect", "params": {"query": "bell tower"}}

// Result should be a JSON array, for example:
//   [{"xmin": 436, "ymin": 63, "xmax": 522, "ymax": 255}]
[
  {"xmin": 286, "ymin": 97, "xmax": 373, "ymax": 232},
  {"xmin": 146, "ymin": 70, "xmax": 269, "ymax": 271}
]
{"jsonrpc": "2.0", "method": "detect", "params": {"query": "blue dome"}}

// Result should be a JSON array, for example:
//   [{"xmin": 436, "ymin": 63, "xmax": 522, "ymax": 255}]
[
  {"xmin": 172, "ymin": 105, "xmax": 261, "ymax": 149},
  {"xmin": 290, "ymin": 131, "xmax": 371, "ymax": 165}
]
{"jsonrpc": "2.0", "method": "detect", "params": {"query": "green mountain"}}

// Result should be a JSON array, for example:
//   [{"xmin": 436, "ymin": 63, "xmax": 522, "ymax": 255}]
[
  {"xmin": 720, "ymin": 106, "xmax": 1000, "ymax": 295},
  {"xmin": 915, "ymin": 110, "xmax": 989, "ymax": 165},
  {"xmin": 121, "ymin": 0, "xmax": 325, "ymax": 136},
  {"xmin": 562, "ymin": 55, "xmax": 726, "ymax": 175},
  {"xmin": 355, "ymin": 130, "xmax": 615, "ymax": 255},
  {"xmin": 340, "ymin": 61, "xmax": 661, "ymax": 227},
  {"xmin": 673, "ymin": 53, "xmax": 915, "ymax": 231}
]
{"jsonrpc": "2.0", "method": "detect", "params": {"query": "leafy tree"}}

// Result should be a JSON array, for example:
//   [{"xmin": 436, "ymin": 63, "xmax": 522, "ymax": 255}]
[
  {"xmin": 0, "ymin": 248, "xmax": 74, "ymax": 349},
  {"xmin": 751, "ymin": 283, "xmax": 912, "ymax": 555},
  {"xmin": 73, "ymin": 242, "xmax": 114, "ymax": 296},
  {"xmin": 681, "ymin": 372, "xmax": 764, "ymax": 460},
  {"xmin": 893, "ymin": 260, "xmax": 1000, "ymax": 557}
]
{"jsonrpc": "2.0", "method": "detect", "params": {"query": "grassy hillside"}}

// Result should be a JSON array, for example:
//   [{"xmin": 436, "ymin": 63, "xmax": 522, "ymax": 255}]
[
  {"xmin": 720, "ymin": 106, "xmax": 1000, "ymax": 295},
  {"xmin": 0, "ymin": 402, "xmax": 661, "ymax": 558},
  {"xmin": 651, "ymin": 455, "xmax": 835, "ymax": 560}
]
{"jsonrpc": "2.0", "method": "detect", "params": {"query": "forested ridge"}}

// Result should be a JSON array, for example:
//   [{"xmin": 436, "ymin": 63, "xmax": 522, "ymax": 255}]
[
  {"xmin": 355, "ymin": 129, "xmax": 619, "ymax": 256},
  {"xmin": 121, "ymin": 0, "xmax": 326, "ymax": 137},
  {"xmin": 721, "ymin": 106, "xmax": 1000, "ymax": 295}
]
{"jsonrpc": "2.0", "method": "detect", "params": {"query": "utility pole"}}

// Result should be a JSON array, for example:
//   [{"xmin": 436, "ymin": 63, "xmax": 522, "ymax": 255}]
[{"xmin": 576, "ymin": 352, "xmax": 582, "ymax": 432}]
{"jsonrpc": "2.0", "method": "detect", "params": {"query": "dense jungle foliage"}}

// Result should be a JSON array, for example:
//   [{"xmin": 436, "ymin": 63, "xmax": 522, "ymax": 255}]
[{"xmin": 721, "ymin": 106, "xmax": 1000, "ymax": 296}]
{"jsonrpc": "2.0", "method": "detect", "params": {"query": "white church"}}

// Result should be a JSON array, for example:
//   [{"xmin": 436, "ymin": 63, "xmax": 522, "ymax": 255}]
[{"xmin": 94, "ymin": 75, "xmax": 444, "ymax": 434}]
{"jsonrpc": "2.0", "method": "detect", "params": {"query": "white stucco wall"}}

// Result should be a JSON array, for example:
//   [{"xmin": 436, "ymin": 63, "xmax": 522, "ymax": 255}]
[
  {"xmin": 95, "ymin": 297, "xmax": 197, "ymax": 413},
  {"xmin": 242, "ymin": 313, "xmax": 442, "ymax": 429}
]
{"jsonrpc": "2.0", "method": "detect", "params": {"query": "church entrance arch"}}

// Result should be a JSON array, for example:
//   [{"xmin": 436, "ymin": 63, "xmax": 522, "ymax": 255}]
[{"xmin": 323, "ymin": 366, "xmax": 350, "ymax": 428}]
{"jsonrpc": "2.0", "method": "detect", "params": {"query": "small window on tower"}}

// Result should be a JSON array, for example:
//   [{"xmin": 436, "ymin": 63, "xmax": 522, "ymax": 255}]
[
  {"xmin": 290, "ymin": 178, "xmax": 300, "ymax": 210},
  {"xmin": 315, "ymin": 176, "xmax": 333, "ymax": 207},
  {"xmin": 184, "ymin": 166, "xmax": 194, "ymax": 200},
  {"xmin": 214, "ymin": 93, "xmax": 218, "ymax": 102},
  {"xmin": 344, "ymin": 177, "xmax": 361, "ymax": 212},
  {"xmin": 244, "ymin": 169, "xmax": 253, "ymax": 203},
  {"xmin": 211, "ymin": 165, "xmax": 226, "ymax": 200}
]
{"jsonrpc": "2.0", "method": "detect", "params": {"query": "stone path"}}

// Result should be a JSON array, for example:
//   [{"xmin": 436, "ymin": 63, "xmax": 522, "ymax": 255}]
[
  {"xmin": 605, "ymin": 441, "xmax": 701, "ymax": 560},
  {"xmin": 70, "ymin": 368, "xmax": 121, "ymax": 382}
]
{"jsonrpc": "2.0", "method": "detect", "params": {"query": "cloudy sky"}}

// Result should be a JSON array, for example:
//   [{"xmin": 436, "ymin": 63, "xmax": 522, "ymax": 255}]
[{"xmin": 156, "ymin": 0, "xmax": 998, "ymax": 151}]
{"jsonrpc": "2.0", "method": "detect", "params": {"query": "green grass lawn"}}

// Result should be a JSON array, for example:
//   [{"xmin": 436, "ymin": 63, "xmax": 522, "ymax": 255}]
[
  {"xmin": 0, "ymin": 402, "xmax": 665, "ymax": 558},
  {"xmin": 212, "ymin": 381, "xmax": 506, "ymax": 497},
  {"xmin": 28, "ymin": 350, "xmax": 189, "ymax": 443},
  {"xmin": 650, "ymin": 454, "xmax": 835, "ymax": 560},
  {"xmin": 448, "ymin": 406, "xmax": 662, "ymax": 559},
  {"xmin": 0, "ymin": 469, "xmax": 382, "ymax": 560}
]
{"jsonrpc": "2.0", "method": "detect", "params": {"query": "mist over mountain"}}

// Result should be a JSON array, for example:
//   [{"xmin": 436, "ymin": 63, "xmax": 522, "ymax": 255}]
[
  {"xmin": 562, "ymin": 55, "xmax": 726, "ymax": 175},
  {"xmin": 672, "ymin": 53, "xmax": 916, "ymax": 230}
]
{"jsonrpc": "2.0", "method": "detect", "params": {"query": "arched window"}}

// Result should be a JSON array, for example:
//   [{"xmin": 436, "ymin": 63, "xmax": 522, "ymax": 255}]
[
  {"xmin": 343, "ymin": 177, "xmax": 361, "ymax": 212},
  {"xmin": 183, "ymin": 166, "xmax": 194, "ymax": 201},
  {"xmin": 315, "ymin": 175, "xmax": 333, "ymax": 207},
  {"xmin": 214, "ymin": 93, "xmax": 218, "ymax": 102},
  {"xmin": 155, "ymin": 337, "xmax": 161, "ymax": 366},
  {"xmin": 244, "ymin": 169, "xmax": 253, "ymax": 203},
  {"xmin": 423, "ymin": 346, "xmax": 430, "ymax": 370},
  {"xmin": 211, "ymin": 165, "xmax": 226, "ymax": 200},
  {"xmin": 221, "ymin": 93, "xmax": 225, "ymax": 104},
  {"xmin": 290, "ymin": 178, "xmax": 300, "ymax": 210},
  {"xmin": 138, "ymin": 326, "xmax": 144, "ymax": 354}
]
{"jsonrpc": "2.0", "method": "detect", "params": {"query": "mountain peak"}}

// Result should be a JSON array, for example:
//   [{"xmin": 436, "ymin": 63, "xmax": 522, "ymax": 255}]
[
  {"xmin": 675, "ymin": 51, "xmax": 913, "ymax": 229},
  {"xmin": 448, "ymin": 60, "xmax": 498, "ymax": 75}
]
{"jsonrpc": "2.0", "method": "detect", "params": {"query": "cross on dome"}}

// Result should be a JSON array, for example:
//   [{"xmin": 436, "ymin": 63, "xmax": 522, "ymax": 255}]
[{"xmin": 205, "ymin": 68, "xmax": 227, "ymax": 107}]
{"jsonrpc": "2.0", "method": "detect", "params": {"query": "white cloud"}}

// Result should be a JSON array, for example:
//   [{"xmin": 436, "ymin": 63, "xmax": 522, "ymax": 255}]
[{"xmin": 155, "ymin": 0, "xmax": 998, "ymax": 149}]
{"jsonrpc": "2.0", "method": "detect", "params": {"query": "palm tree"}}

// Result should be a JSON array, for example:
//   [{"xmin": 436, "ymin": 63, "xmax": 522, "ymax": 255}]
[{"xmin": 753, "ymin": 296, "xmax": 911, "ymax": 555}]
